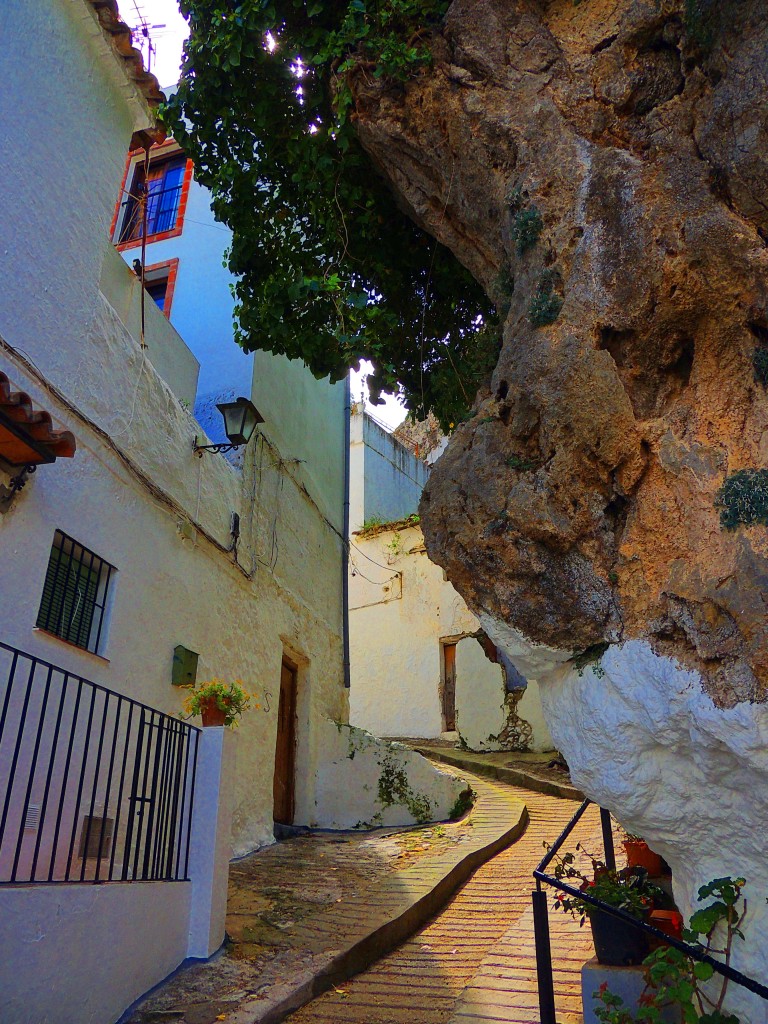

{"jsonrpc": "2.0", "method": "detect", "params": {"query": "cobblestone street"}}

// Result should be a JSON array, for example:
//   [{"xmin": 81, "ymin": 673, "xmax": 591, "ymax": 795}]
[
  {"xmin": 286, "ymin": 783, "xmax": 601, "ymax": 1024},
  {"xmin": 127, "ymin": 761, "xmax": 615, "ymax": 1024}
]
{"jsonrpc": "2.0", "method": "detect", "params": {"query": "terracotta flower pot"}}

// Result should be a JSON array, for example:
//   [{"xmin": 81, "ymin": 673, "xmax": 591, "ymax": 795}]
[
  {"xmin": 200, "ymin": 698, "xmax": 227, "ymax": 727},
  {"xmin": 623, "ymin": 839, "xmax": 664, "ymax": 877}
]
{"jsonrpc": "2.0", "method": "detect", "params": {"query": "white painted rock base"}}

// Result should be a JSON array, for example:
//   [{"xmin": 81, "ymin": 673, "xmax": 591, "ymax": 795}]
[{"xmin": 532, "ymin": 639, "xmax": 768, "ymax": 1024}]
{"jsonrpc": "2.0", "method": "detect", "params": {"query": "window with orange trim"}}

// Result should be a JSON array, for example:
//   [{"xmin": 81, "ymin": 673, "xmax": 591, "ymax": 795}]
[
  {"xmin": 112, "ymin": 145, "xmax": 193, "ymax": 250},
  {"xmin": 141, "ymin": 259, "xmax": 179, "ymax": 318}
]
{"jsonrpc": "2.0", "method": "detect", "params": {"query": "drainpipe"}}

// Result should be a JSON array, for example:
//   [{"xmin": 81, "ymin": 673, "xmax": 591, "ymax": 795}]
[{"xmin": 342, "ymin": 373, "xmax": 351, "ymax": 689}]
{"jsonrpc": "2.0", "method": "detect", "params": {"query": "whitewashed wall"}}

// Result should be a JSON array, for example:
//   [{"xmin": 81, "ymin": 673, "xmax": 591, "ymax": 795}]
[
  {"xmin": 349, "ymin": 524, "xmax": 478, "ymax": 738},
  {"xmin": 0, "ymin": 0, "xmax": 349, "ymax": 860},
  {"xmin": 454, "ymin": 636, "xmax": 554, "ymax": 753},
  {"xmin": 0, "ymin": 880, "xmax": 191, "ymax": 1024},
  {"xmin": 115, "ymin": 146, "xmax": 256, "ymax": 447},
  {"xmin": 349, "ymin": 524, "xmax": 552, "ymax": 750},
  {"xmin": 312, "ymin": 720, "xmax": 468, "ymax": 828}
]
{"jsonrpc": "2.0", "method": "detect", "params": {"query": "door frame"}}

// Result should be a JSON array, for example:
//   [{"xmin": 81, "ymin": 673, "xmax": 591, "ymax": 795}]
[{"xmin": 273, "ymin": 655, "xmax": 299, "ymax": 826}]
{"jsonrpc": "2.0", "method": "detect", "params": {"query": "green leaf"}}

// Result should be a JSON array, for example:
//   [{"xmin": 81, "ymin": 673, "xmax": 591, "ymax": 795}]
[{"xmin": 693, "ymin": 961, "xmax": 715, "ymax": 981}]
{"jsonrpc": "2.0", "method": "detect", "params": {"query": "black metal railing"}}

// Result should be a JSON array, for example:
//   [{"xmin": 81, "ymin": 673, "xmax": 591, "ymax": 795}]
[
  {"xmin": 118, "ymin": 183, "xmax": 183, "ymax": 243},
  {"xmin": 532, "ymin": 799, "xmax": 768, "ymax": 1024},
  {"xmin": 0, "ymin": 641, "xmax": 199, "ymax": 885}
]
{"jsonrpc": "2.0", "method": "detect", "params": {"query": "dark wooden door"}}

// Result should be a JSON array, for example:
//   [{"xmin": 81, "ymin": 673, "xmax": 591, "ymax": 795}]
[
  {"xmin": 442, "ymin": 643, "xmax": 457, "ymax": 731},
  {"xmin": 273, "ymin": 658, "xmax": 298, "ymax": 825}
]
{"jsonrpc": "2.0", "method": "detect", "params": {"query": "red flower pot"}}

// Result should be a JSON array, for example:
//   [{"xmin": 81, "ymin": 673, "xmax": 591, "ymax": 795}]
[
  {"xmin": 623, "ymin": 840, "xmax": 664, "ymax": 877},
  {"xmin": 200, "ymin": 698, "xmax": 227, "ymax": 727}
]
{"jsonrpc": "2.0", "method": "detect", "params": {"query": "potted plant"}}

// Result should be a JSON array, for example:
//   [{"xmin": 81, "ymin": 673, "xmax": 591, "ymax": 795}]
[
  {"xmin": 594, "ymin": 876, "xmax": 747, "ymax": 1024},
  {"xmin": 183, "ymin": 678, "xmax": 251, "ymax": 727},
  {"xmin": 622, "ymin": 832, "xmax": 665, "ymax": 877},
  {"xmin": 550, "ymin": 849, "xmax": 664, "ymax": 966}
]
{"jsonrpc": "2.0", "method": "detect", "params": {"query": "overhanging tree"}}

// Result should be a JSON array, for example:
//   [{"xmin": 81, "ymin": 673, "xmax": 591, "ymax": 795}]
[{"xmin": 164, "ymin": 0, "xmax": 498, "ymax": 428}]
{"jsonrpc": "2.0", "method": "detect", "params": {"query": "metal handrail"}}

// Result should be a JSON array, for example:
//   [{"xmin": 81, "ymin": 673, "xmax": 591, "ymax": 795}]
[
  {"xmin": 0, "ymin": 640, "xmax": 199, "ymax": 885},
  {"xmin": 532, "ymin": 798, "xmax": 768, "ymax": 1024}
]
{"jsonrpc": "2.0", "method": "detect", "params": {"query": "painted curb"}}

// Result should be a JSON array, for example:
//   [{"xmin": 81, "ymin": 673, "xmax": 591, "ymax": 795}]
[
  {"xmin": 228, "ymin": 793, "xmax": 529, "ymax": 1024},
  {"xmin": 414, "ymin": 746, "xmax": 584, "ymax": 802}
]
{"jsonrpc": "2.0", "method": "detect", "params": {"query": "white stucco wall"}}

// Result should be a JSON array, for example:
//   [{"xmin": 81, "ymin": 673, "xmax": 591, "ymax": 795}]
[
  {"xmin": 99, "ymin": 243, "xmax": 199, "ymax": 406},
  {"xmin": 0, "ymin": 323, "xmax": 347, "ymax": 859},
  {"xmin": 454, "ymin": 637, "xmax": 553, "ymax": 753},
  {"xmin": 349, "ymin": 407, "xmax": 429, "ymax": 532},
  {"xmin": 349, "ymin": 525, "xmax": 552, "ymax": 751},
  {"xmin": 116, "ymin": 162, "xmax": 256, "ymax": 446},
  {"xmin": 0, "ymin": 880, "xmax": 191, "ymax": 1024},
  {"xmin": 0, "ymin": 4, "xmax": 352, "ymax": 1022},
  {"xmin": 349, "ymin": 524, "xmax": 478, "ymax": 738},
  {"xmin": 455, "ymin": 636, "xmax": 510, "ymax": 751},
  {"xmin": 0, "ymin": 0, "xmax": 153, "ymax": 408},
  {"xmin": 312, "ymin": 720, "xmax": 469, "ymax": 828},
  {"xmin": 0, "ymin": 0, "xmax": 348, "ymax": 863}
]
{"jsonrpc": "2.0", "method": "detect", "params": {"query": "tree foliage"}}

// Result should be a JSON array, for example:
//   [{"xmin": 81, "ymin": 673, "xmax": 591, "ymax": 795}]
[{"xmin": 163, "ymin": 0, "xmax": 498, "ymax": 428}]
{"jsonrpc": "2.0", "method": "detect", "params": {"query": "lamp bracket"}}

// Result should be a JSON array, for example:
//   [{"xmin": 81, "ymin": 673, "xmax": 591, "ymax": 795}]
[
  {"xmin": 0, "ymin": 464, "xmax": 37, "ymax": 513},
  {"xmin": 193, "ymin": 437, "xmax": 242, "ymax": 457}
]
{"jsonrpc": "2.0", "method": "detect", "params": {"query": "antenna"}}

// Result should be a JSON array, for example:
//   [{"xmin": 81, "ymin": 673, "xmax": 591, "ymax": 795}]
[{"xmin": 128, "ymin": 0, "xmax": 166, "ymax": 74}]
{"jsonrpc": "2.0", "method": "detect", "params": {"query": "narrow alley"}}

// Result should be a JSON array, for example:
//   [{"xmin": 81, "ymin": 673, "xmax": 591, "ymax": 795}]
[
  {"xmin": 129, "ymin": 764, "xmax": 607, "ymax": 1024},
  {"xmin": 285, "ymin": 780, "xmax": 599, "ymax": 1024}
]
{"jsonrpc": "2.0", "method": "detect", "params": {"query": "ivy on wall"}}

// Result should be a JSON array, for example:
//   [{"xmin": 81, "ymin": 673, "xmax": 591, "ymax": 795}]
[{"xmin": 163, "ymin": 0, "xmax": 497, "ymax": 429}]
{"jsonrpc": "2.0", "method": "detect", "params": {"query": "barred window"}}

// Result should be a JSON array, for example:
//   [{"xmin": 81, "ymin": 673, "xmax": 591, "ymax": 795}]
[{"xmin": 36, "ymin": 531, "xmax": 115, "ymax": 655}]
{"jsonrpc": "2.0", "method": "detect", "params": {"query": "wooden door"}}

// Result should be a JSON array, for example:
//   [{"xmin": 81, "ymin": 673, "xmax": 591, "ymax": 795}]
[
  {"xmin": 442, "ymin": 643, "xmax": 457, "ymax": 731},
  {"xmin": 273, "ymin": 659, "xmax": 298, "ymax": 825}
]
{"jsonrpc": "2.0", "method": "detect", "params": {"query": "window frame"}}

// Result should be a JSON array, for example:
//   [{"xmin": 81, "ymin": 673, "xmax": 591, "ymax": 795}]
[
  {"xmin": 111, "ymin": 141, "xmax": 194, "ymax": 251},
  {"xmin": 142, "ymin": 258, "xmax": 179, "ymax": 318},
  {"xmin": 35, "ymin": 530, "xmax": 116, "ymax": 657}
]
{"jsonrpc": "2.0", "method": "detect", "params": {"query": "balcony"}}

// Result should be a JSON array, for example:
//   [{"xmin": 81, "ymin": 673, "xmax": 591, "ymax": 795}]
[{"xmin": 99, "ymin": 244, "xmax": 199, "ymax": 407}]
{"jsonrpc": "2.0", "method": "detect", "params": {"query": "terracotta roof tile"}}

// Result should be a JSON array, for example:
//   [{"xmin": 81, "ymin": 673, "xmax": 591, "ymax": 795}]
[
  {"xmin": 0, "ymin": 373, "xmax": 76, "ymax": 467},
  {"xmin": 86, "ymin": 0, "xmax": 167, "ymax": 148}
]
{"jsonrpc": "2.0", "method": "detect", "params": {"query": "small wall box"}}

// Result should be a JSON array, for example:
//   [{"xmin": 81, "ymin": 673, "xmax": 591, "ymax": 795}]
[{"xmin": 172, "ymin": 645, "xmax": 199, "ymax": 687}]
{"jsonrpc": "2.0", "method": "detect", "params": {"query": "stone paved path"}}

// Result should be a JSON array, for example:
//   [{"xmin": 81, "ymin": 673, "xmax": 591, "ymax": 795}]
[
  {"xmin": 286, "ymin": 786, "xmax": 607, "ymax": 1024},
  {"xmin": 126, "ymin": 771, "xmax": 526, "ymax": 1024}
]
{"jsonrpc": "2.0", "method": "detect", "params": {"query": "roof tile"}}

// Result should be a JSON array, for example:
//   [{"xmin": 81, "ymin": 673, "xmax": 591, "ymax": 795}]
[{"xmin": 0, "ymin": 373, "xmax": 76, "ymax": 466}]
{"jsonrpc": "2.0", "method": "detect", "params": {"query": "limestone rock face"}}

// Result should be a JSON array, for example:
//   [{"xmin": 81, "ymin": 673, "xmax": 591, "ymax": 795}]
[
  {"xmin": 349, "ymin": 2, "xmax": 768, "ymax": 1003},
  {"xmin": 349, "ymin": 0, "xmax": 768, "ymax": 706}
]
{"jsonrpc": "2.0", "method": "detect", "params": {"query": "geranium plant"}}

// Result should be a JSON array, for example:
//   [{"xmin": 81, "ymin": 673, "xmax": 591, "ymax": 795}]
[
  {"xmin": 593, "ymin": 876, "xmax": 748, "ymax": 1024},
  {"xmin": 183, "ymin": 678, "xmax": 253, "ymax": 727},
  {"xmin": 548, "ymin": 846, "xmax": 664, "ymax": 925}
]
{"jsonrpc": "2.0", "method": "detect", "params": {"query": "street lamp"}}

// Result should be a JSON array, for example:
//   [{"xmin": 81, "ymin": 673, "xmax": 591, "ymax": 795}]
[{"xmin": 193, "ymin": 397, "xmax": 264, "ymax": 456}]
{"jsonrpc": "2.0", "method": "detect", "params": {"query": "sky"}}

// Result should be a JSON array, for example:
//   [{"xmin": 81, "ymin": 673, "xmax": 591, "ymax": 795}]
[{"xmin": 126, "ymin": 0, "xmax": 408, "ymax": 430}]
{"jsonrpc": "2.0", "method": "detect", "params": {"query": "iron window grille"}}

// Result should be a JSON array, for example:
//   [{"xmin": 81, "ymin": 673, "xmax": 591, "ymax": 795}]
[{"xmin": 36, "ymin": 531, "xmax": 115, "ymax": 656}]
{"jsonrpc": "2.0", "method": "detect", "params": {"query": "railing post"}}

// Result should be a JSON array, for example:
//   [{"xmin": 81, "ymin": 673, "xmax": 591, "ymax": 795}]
[
  {"xmin": 533, "ymin": 886, "xmax": 558, "ymax": 1024},
  {"xmin": 600, "ymin": 807, "xmax": 616, "ymax": 871},
  {"xmin": 186, "ymin": 726, "xmax": 235, "ymax": 959}
]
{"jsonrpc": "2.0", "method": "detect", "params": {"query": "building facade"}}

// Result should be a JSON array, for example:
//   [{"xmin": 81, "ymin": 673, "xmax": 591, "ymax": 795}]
[
  {"xmin": 0, "ymin": 4, "xmax": 464, "ymax": 1021},
  {"xmin": 348, "ymin": 406, "xmax": 554, "ymax": 752}
]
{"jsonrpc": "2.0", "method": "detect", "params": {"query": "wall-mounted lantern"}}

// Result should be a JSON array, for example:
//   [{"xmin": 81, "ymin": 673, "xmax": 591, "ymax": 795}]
[{"xmin": 193, "ymin": 397, "xmax": 264, "ymax": 456}]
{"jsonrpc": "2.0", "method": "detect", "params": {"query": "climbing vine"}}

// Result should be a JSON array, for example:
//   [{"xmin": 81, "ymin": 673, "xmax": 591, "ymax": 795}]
[{"xmin": 163, "ymin": 0, "xmax": 497, "ymax": 428}]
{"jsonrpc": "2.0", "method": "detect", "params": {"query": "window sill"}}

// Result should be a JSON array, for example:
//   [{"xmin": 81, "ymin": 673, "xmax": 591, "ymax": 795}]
[
  {"xmin": 32, "ymin": 627, "xmax": 110, "ymax": 664},
  {"xmin": 115, "ymin": 225, "xmax": 184, "ymax": 251}
]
